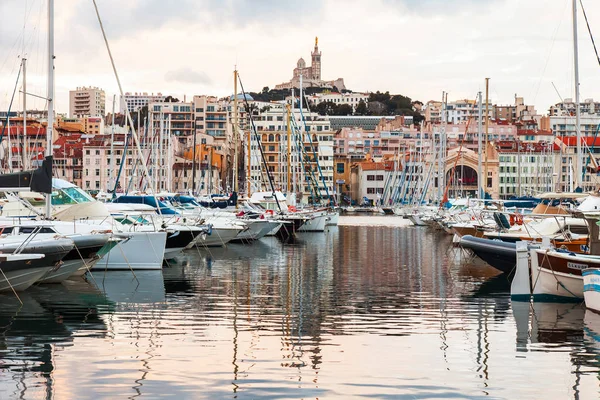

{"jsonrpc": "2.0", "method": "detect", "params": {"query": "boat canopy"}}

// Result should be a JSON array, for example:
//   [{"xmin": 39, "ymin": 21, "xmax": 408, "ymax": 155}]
[
  {"xmin": 538, "ymin": 192, "xmax": 589, "ymax": 200},
  {"xmin": 111, "ymin": 195, "xmax": 179, "ymax": 215}
]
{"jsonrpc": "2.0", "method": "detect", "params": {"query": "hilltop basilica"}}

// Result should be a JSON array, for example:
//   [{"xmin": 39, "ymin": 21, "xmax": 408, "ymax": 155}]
[{"xmin": 275, "ymin": 38, "xmax": 346, "ymax": 91}]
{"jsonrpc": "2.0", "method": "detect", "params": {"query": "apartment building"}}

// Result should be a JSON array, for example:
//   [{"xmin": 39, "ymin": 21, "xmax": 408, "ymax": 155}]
[
  {"xmin": 247, "ymin": 103, "xmax": 334, "ymax": 203},
  {"xmin": 69, "ymin": 87, "xmax": 105, "ymax": 118},
  {"xmin": 120, "ymin": 92, "xmax": 165, "ymax": 114}
]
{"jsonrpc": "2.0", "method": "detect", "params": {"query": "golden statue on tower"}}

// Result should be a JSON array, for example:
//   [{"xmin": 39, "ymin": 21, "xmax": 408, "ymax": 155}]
[{"xmin": 315, "ymin": 36, "xmax": 318, "ymax": 46}]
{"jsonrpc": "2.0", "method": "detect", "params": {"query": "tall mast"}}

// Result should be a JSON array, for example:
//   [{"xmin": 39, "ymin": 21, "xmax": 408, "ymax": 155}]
[
  {"xmin": 299, "ymin": 75, "xmax": 304, "ymax": 198},
  {"xmin": 45, "ymin": 0, "xmax": 54, "ymax": 219},
  {"xmin": 233, "ymin": 68, "xmax": 239, "ymax": 194},
  {"xmin": 477, "ymin": 91, "xmax": 483, "ymax": 198},
  {"xmin": 573, "ymin": 0, "xmax": 582, "ymax": 189},
  {"xmin": 167, "ymin": 114, "xmax": 172, "ymax": 192},
  {"xmin": 22, "ymin": 58, "xmax": 27, "ymax": 170},
  {"xmin": 484, "ymin": 78, "xmax": 490, "ymax": 195},
  {"xmin": 109, "ymin": 94, "xmax": 116, "ymax": 192},
  {"xmin": 246, "ymin": 118, "xmax": 251, "ymax": 197},
  {"xmin": 286, "ymin": 103, "xmax": 291, "ymax": 193}
]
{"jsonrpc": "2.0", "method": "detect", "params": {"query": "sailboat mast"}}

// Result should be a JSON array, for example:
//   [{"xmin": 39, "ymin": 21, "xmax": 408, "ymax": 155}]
[
  {"xmin": 22, "ymin": 58, "xmax": 27, "ymax": 170},
  {"xmin": 233, "ymin": 69, "xmax": 239, "ymax": 194},
  {"xmin": 286, "ymin": 103, "xmax": 291, "ymax": 193},
  {"xmin": 484, "ymin": 78, "xmax": 490, "ymax": 195},
  {"xmin": 477, "ymin": 91, "xmax": 483, "ymax": 198},
  {"xmin": 45, "ymin": 0, "xmax": 54, "ymax": 219},
  {"xmin": 109, "ymin": 94, "xmax": 116, "ymax": 192},
  {"xmin": 573, "ymin": 0, "xmax": 582, "ymax": 189}
]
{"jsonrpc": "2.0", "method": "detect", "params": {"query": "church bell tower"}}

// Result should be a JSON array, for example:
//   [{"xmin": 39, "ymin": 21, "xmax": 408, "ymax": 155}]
[{"xmin": 311, "ymin": 36, "xmax": 321, "ymax": 81}]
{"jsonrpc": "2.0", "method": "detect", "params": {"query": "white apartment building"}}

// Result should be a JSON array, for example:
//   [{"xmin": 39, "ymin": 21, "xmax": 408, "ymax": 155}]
[
  {"xmin": 304, "ymin": 92, "xmax": 369, "ymax": 112},
  {"xmin": 248, "ymin": 104, "xmax": 334, "ymax": 203},
  {"xmin": 550, "ymin": 114, "xmax": 600, "ymax": 137},
  {"xmin": 549, "ymin": 98, "xmax": 600, "ymax": 116},
  {"xmin": 121, "ymin": 92, "xmax": 165, "ymax": 114},
  {"xmin": 445, "ymin": 99, "xmax": 493, "ymax": 124},
  {"xmin": 498, "ymin": 147, "xmax": 555, "ymax": 198},
  {"xmin": 69, "ymin": 86, "xmax": 105, "ymax": 118}
]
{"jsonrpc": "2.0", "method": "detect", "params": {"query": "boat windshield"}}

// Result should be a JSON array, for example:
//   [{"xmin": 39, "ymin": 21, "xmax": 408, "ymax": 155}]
[
  {"xmin": 115, "ymin": 216, "xmax": 151, "ymax": 225},
  {"xmin": 51, "ymin": 187, "xmax": 94, "ymax": 205}
]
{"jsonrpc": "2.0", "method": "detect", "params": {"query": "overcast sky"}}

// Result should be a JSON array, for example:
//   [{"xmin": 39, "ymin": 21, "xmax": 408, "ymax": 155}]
[{"xmin": 1, "ymin": 0, "xmax": 600, "ymax": 116}]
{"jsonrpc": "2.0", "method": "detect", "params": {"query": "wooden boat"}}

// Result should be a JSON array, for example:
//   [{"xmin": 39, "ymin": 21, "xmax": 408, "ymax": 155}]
[{"xmin": 530, "ymin": 249, "xmax": 600, "ymax": 301}]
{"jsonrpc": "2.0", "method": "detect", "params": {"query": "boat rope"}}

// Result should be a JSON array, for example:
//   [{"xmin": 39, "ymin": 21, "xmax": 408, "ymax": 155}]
[
  {"xmin": 0, "ymin": 267, "xmax": 22, "ymax": 305},
  {"xmin": 540, "ymin": 248, "xmax": 580, "ymax": 299}
]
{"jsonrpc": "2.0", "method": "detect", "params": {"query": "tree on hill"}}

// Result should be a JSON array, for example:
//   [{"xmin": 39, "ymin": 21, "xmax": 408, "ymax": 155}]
[{"xmin": 355, "ymin": 100, "xmax": 368, "ymax": 115}]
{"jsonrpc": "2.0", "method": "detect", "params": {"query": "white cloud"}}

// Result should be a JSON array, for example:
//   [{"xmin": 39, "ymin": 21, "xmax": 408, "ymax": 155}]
[{"xmin": 0, "ymin": 0, "xmax": 598, "ymax": 116}]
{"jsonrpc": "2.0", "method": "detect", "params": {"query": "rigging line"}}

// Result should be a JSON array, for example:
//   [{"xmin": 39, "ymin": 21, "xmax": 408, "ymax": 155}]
[
  {"xmin": 0, "ymin": 65, "xmax": 23, "ymax": 145},
  {"xmin": 579, "ymin": 0, "xmax": 600, "ymax": 68},
  {"xmin": 531, "ymin": 0, "xmax": 569, "ymax": 103},
  {"xmin": 237, "ymin": 73, "xmax": 282, "ymax": 212}
]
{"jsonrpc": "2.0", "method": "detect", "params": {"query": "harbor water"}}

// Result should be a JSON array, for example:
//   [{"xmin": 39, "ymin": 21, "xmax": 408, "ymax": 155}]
[{"xmin": 1, "ymin": 217, "xmax": 599, "ymax": 399}]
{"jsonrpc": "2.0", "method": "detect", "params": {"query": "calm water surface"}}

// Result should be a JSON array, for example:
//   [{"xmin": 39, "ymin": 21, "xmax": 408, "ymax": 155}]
[{"xmin": 1, "ymin": 222, "xmax": 599, "ymax": 399}]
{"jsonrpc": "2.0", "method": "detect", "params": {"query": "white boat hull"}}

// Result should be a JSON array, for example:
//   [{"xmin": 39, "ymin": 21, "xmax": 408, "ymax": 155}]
[
  {"xmin": 0, "ymin": 266, "xmax": 54, "ymax": 292},
  {"xmin": 325, "ymin": 212, "xmax": 339, "ymax": 226},
  {"xmin": 533, "ymin": 266, "xmax": 583, "ymax": 301},
  {"xmin": 298, "ymin": 214, "xmax": 327, "ymax": 232},
  {"xmin": 235, "ymin": 220, "xmax": 280, "ymax": 241},
  {"xmin": 187, "ymin": 227, "xmax": 242, "ymax": 248},
  {"xmin": 584, "ymin": 269, "xmax": 600, "ymax": 312},
  {"xmin": 39, "ymin": 259, "xmax": 88, "ymax": 283},
  {"xmin": 92, "ymin": 232, "xmax": 167, "ymax": 271}
]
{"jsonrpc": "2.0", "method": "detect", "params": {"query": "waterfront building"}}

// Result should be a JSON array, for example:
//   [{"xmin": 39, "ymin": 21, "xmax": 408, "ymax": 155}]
[
  {"xmin": 352, "ymin": 161, "xmax": 394, "ymax": 205},
  {"xmin": 247, "ymin": 103, "xmax": 334, "ymax": 203},
  {"xmin": 69, "ymin": 86, "xmax": 105, "ymax": 118},
  {"xmin": 120, "ymin": 92, "xmax": 165, "ymax": 114},
  {"xmin": 497, "ymin": 141, "xmax": 555, "ymax": 198},
  {"xmin": 274, "ymin": 38, "xmax": 346, "ymax": 91}
]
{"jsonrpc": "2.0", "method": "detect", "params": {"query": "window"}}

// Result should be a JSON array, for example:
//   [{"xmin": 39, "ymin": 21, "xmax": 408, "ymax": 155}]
[
  {"xmin": 376, "ymin": 188, "xmax": 384, "ymax": 194},
  {"xmin": 196, "ymin": 107, "xmax": 204, "ymax": 112},
  {"xmin": 367, "ymin": 188, "xmax": 375, "ymax": 194},
  {"xmin": 95, "ymin": 169, "xmax": 100, "ymax": 176},
  {"xmin": 336, "ymin": 163, "xmax": 345, "ymax": 173},
  {"xmin": 173, "ymin": 106, "xmax": 179, "ymax": 112},
  {"xmin": 367, "ymin": 175, "xmax": 375, "ymax": 181},
  {"xmin": 268, "ymin": 156, "xmax": 275, "ymax": 162},
  {"xmin": 376, "ymin": 175, "xmax": 384, "ymax": 181}
]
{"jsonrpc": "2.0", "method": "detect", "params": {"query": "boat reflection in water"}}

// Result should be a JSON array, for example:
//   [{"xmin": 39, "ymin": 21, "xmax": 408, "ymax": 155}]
[
  {"xmin": 0, "ymin": 280, "xmax": 110, "ymax": 399},
  {"xmin": 89, "ymin": 270, "xmax": 166, "ymax": 304}
]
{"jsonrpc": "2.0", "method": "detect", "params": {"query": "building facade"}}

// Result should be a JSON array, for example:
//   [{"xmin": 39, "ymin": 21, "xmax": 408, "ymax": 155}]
[
  {"xmin": 120, "ymin": 92, "xmax": 165, "ymax": 114},
  {"xmin": 69, "ymin": 87, "xmax": 105, "ymax": 118}
]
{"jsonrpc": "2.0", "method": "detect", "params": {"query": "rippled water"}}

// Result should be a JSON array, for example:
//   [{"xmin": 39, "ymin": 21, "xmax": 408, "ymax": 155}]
[{"xmin": 1, "ymin": 221, "xmax": 600, "ymax": 399}]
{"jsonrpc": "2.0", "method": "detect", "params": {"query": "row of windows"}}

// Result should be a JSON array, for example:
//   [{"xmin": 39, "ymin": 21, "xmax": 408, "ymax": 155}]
[
  {"xmin": 366, "ymin": 188, "xmax": 384, "ymax": 194},
  {"xmin": 366, "ymin": 175, "xmax": 384, "ymax": 181}
]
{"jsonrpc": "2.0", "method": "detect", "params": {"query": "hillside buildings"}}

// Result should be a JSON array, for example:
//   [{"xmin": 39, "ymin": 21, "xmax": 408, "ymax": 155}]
[{"xmin": 275, "ymin": 38, "xmax": 346, "ymax": 91}]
